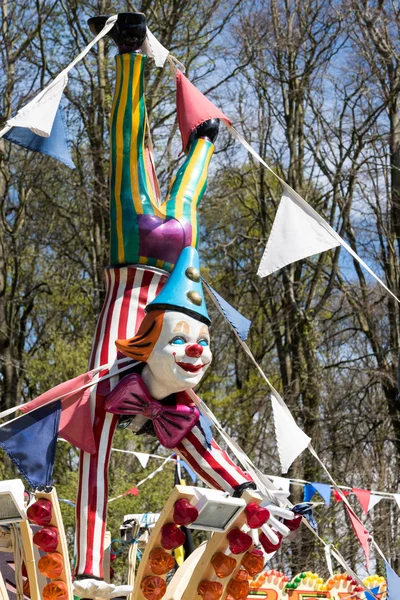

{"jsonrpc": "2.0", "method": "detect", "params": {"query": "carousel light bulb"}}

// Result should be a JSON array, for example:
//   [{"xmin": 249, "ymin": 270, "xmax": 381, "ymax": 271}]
[
  {"xmin": 141, "ymin": 576, "xmax": 167, "ymax": 600},
  {"xmin": 241, "ymin": 549, "xmax": 264, "ymax": 576},
  {"xmin": 33, "ymin": 526, "xmax": 59, "ymax": 552},
  {"xmin": 259, "ymin": 531, "xmax": 283, "ymax": 553},
  {"xmin": 227, "ymin": 527, "xmax": 253, "ymax": 554},
  {"xmin": 38, "ymin": 552, "xmax": 64, "ymax": 579},
  {"xmin": 42, "ymin": 580, "xmax": 68, "ymax": 600},
  {"xmin": 149, "ymin": 548, "xmax": 175, "ymax": 575},
  {"xmin": 198, "ymin": 581, "xmax": 224, "ymax": 600},
  {"xmin": 27, "ymin": 499, "xmax": 53, "ymax": 526},
  {"xmin": 160, "ymin": 523, "xmax": 186, "ymax": 550},
  {"xmin": 227, "ymin": 569, "xmax": 250, "ymax": 600},
  {"xmin": 23, "ymin": 580, "xmax": 30, "ymax": 598},
  {"xmin": 173, "ymin": 499, "xmax": 199, "ymax": 526},
  {"xmin": 244, "ymin": 503, "xmax": 270, "ymax": 529},
  {"xmin": 211, "ymin": 552, "xmax": 237, "ymax": 578}
]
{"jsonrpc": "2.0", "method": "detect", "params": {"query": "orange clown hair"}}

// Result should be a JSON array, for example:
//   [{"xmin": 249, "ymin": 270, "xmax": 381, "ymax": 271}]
[{"xmin": 115, "ymin": 309, "xmax": 165, "ymax": 361}]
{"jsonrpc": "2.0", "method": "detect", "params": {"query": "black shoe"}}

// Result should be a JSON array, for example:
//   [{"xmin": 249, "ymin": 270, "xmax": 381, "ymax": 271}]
[
  {"xmin": 187, "ymin": 118, "xmax": 220, "ymax": 150},
  {"xmin": 88, "ymin": 13, "xmax": 147, "ymax": 53}
]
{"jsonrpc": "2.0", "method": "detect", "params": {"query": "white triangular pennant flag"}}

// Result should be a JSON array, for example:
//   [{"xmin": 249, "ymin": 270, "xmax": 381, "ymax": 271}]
[
  {"xmin": 393, "ymin": 494, "xmax": 400, "ymax": 510},
  {"xmin": 258, "ymin": 189, "xmax": 340, "ymax": 277},
  {"xmin": 271, "ymin": 395, "xmax": 311, "ymax": 473},
  {"xmin": 227, "ymin": 127, "xmax": 399, "ymax": 303},
  {"xmin": 142, "ymin": 28, "xmax": 169, "ymax": 67},
  {"xmin": 7, "ymin": 75, "xmax": 68, "ymax": 137},
  {"xmin": 133, "ymin": 452, "xmax": 150, "ymax": 469},
  {"xmin": 325, "ymin": 544, "xmax": 334, "ymax": 577},
  {"xmin": 368, "ymin": 494, "xmax": 383, "ymax": 512}
]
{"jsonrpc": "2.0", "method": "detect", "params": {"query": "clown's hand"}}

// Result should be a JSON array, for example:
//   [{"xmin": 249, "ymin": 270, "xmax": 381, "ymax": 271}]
[
  {"xmin": 73, "ymin": 578, "xmax": 133, "ymax": 599},
  {"xmin": 260, "ymin": 504, "xmax": 299, "ymax": 543}
]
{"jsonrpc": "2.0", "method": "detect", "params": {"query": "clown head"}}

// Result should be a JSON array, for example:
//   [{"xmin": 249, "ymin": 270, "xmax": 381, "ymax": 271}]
[{"xmin": 115, "ymin": 248, "xmax": 212, "ymax": 399}]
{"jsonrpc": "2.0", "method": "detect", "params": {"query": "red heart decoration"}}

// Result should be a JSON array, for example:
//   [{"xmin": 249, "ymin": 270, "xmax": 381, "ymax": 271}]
[
  {"xmin": 173, "ymin": 499, "xmax": 199, "ymax": 526},
  {"xmin": 227, "ymin": 527, "xmax": 252, "ymax": 554},
  {"xmin": 244, "ymin": 502, "xmax": 270, "ymax": 528},
  {"xmin": 160, "ymin": 523, "xmax": 186, "ymax": 550}
]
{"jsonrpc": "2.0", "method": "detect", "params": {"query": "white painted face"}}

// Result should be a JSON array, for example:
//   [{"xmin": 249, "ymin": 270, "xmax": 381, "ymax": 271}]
[{"xmin": 141, "ymin": 311, "xmax": 212, "ymax": 400}]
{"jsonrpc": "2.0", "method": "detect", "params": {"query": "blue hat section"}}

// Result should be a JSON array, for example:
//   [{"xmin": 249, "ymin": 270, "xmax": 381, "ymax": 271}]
[
  {"xmin": 4, "ymin": 106, "xmax": 75, "ymax": 169},
  {"xmin": 146, "ymin": 247, "xmax": 211, "ymax": 325}
]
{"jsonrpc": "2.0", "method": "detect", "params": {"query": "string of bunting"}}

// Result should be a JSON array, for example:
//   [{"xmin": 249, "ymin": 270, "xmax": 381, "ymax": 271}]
[
  {"xmin": 268, "ymin": 475, "xmax": 400, "ymax": 513},
  {"xmin": 58, "ymin": 451, "xmax": 196, "ymax": 506}
]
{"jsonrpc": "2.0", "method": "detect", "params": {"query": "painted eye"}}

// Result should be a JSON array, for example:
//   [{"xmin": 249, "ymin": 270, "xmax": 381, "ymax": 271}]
[
  {"xmin": 198, "ymin": 338, "xmax": 209, "ymax": 347},
  {"xmin": 170, "ymin": 336, "xmax": 186, "ymax": 345}
]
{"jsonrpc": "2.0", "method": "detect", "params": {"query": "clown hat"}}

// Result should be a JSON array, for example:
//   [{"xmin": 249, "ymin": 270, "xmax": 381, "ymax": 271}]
[{"xmin": 146, "ymin": 247, "xmax": 211, "ymax": 325}]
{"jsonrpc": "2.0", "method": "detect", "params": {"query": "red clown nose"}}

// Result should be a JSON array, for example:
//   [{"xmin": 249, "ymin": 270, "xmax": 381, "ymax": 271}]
[{"xmin": 185, "ymin": 344, "xmax": 203, "ymax": 358}]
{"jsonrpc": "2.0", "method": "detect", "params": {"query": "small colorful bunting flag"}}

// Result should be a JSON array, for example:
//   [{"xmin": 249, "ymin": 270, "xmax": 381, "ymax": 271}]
[
  {"xmin": 204, "ymin": 282, "xmax": 251, "ymax": 342},
  {"xmin": 176, "ymin": 70, "xmax": 232, "ymax": 152},
  {"xmin": 385, "ymin": 561, "xmax": 400, "ymax": 600},
  {"xmin": 0, "ymin": 401, "xmax": 61, "ymax": 488},
  {"xmin": 257, "ymin": 189, "xmax": 341, "ymax": 278},
  {"xmin": 352, "ymin": 488, "xmax": 371, "ymax": 515},
  {"xmin": 344, "ymin": 505, "xmax": 370, "ymax": 569},
  {"xmin": 6, "ymin": 75, "xmax": 68, "ymax": 137},
  {"xmin": 133, "ymin": 452, "xmax": 150, "ymax": 469},
  {"xmin": 21, "ymin": 369, "xmax": 95, "ymax": 454},
  {"xmin": 333, "ymin": 489, "xmax": 350, "ymax": 502},
  {"xmin": 304, "ymin": 482, "xmax": 331, "ymax": 506},
  {"xmin": 365, "ymin": 586, "xmax": 381, "ymax": 600},
  {"xmin": 181, "ymin": 460, "xmax": 197, "ymax": 484},
  {"xmin": 368, "ymin": 494, "xmax": 383, "ymax": 512},
  {"xmin": 122, "ymin": 487, "xmax": 139, "ymax": 497},
  {"xmin": 271, "ymin": 395, "xmax": 311, "ymax": 473},
  {"xmin": 4, "ymin": 106, "xmax": 75, "ymax": 169}
]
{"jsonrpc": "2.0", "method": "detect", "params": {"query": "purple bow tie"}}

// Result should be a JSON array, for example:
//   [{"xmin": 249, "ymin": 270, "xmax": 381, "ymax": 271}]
[{"xmin": 104, "ymin": 373, "xmax": 200, "ymax": 448}]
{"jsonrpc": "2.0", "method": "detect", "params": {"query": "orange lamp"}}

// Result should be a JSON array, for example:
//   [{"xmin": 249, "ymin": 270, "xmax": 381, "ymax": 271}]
[
  {"xmin": 241, "ymin": 549, "xmax": 264, "ymax": 576},
  {"xmin": 38, "ymin": 552, "xmax": 64, "ymax": 579},
  {"xmin": 197, "ymin": 580, "xmax": 223, "ymax": 600},
  {"xmin": 149, "ymin": 548, "xmax": 175, "ymax": 575},
  {"xmin": 23, "ymin": 579, "xmax": 30, "ymax": 598},
  {"xmin": 141, "ymin": 576, "xmax": 167, "ymax": 600},
  {"xmin": 227, "ymin": 569, "xmax": 250, "ymax": 600},
  {"xmin": 211, "ymin": 552, "xmax": 237, "ymax": 578},
  {"xmin": 42, "ymin": 580, "xmax": 69, "ymax": 600}
]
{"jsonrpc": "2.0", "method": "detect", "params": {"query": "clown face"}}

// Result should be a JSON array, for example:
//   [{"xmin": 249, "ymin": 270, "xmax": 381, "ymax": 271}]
[{"xmin": 141, "ymin": 310, "xmax": 212, "ymax": 399}]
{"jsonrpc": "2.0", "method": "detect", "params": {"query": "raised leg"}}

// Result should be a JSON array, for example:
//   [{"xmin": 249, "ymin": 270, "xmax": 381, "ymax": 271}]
[
  {"xmin": 164, "ymin": 138, "xmax": 214, "ymax": 249},
  {"xmin": 109, "ymin": 52, "xmax": 159, "ymax": 267}
]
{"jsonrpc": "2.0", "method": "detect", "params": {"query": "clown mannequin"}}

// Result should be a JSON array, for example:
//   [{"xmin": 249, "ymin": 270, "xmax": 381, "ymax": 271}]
[{"xmin": 73, "ymin": 13, "xmax": 295, "ymax": 599}]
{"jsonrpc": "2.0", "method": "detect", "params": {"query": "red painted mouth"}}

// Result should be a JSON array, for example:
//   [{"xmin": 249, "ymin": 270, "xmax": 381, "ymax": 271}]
[{"xmin": 176, "ymin": 362, "xmax": 206, "ymax": 373}]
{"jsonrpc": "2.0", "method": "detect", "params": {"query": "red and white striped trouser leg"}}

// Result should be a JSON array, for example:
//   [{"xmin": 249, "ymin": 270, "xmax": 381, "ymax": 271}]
[
  {"xmin": 75, "ymin": 266, "xmax": 167, "ymax": 578},
  {"xmin": 176, "ymin": 425, "xmax": 253, "ymax": 495}
]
